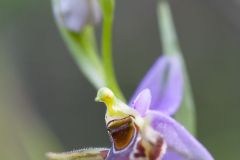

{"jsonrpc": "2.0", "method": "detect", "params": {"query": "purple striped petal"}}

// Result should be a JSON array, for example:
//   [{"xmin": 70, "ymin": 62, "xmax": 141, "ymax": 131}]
[
  {"xmin": 131, "ymin": 89, "xmax": 151, "ymax": 116},
  {"xmin": 129, "ymin": 56, "xmax": 184, "ymax": 116},
  {"xmin": 147, "ymin": 110, "xmax": 214, "ymax": 160}
]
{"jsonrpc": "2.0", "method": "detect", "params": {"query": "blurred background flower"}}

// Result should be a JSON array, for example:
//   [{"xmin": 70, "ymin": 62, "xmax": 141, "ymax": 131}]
[
  {"xmin": 0, "ymin": 0, "xmax": 240, "ymax": 159},
  {"xmin": 53, "ymin": 0, "xmax": 101, "ymax": 32}
]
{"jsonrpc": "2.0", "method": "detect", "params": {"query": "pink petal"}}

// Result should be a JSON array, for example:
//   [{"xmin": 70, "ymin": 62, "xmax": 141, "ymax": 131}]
[
  {"xmin": 148, "ymin": 111, "xmax": 214, "ymax": 160},
  {"xmin": 131, "ymin": 89, "xmax": 151, "ymax": 116},
  {"xmin": 130, "ymin": 56, "xmax": 184, "ymax": 116}
]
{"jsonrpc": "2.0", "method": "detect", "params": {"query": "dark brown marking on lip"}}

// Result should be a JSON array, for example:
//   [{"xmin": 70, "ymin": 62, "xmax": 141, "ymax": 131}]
[
  {"xmin": 107, "ymin": 115, "xmax": 135, "ymax": 127},
  {"xmin": 134, "ymin": 140, "xmax": 146, "ymax": 158},
  {"xmin": 133, "ymin": 128, "xmax": 166, "ymax": 160},
  {"xmin": 149, "ymin": 136, "xmax": 165, "ymax": 160},
  {"xmin": 107, "ymin": 116, "xmax": 137, "ymax": 151}
]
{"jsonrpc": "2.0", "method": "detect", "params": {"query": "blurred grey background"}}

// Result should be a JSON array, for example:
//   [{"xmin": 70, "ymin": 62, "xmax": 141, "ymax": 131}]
[{"xmin": 0, "ymin": 0, "xmax": 240, "ymax": 159}]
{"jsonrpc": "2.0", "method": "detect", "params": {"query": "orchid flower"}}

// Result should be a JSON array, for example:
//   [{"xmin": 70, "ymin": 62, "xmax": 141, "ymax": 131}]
[
  {"xmin": 47, "ymin": 55, "xmax": 214, "ymax": 160},
  {"xmin": 49, "ymin": 0, "xmax": 214, "ymax": 159}
]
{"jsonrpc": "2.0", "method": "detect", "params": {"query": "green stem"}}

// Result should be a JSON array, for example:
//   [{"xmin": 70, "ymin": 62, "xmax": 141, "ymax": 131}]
[
  {"xmin": 52, "ymin": 0, "xmax": 105, "ymax": 89},
  {"xmin": 158, "ymin": 0, "xmax": 180, "ymax": 55},
  {"xmin": 158, "ymin": 0, "xmax": 196, "ymax": 135},
  {"xmin": 100, "ymin": 0, "xmax": 125, "ymax": 101},
  {"xmin": 59, "ymin": 26, "xmax": 105, "ymax": 88}
]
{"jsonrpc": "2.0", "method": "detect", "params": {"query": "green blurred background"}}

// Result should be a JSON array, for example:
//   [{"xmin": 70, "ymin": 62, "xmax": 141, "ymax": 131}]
[{"xmin": 0, "ymin": 0, "xmax": 239, "ymax": 159}]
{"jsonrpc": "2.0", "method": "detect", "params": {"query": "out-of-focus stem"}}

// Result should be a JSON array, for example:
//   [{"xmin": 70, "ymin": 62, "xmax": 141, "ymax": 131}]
[
  {"xmin": 158, "ymin": 0, "xmax": 196, "ymax": 135},
  {"xmin": 100, "ymin": 0, "xmax": 125, "ymax": 101},
  {"xmin": 51, "ymin": 0, "xmax": 105, "ymax": 89}
]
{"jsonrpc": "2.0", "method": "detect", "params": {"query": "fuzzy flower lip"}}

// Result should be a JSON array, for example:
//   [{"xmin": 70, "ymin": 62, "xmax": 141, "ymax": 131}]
[
  {"xmin": 130, "ymin": 56, "xmax": 184, "ymax": 116},
  {"xmin": 53, "ymin": 0, "xmax": 101, "ymax": 32}
]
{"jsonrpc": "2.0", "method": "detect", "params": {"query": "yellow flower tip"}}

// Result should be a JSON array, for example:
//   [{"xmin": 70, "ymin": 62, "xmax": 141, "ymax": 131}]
[
  {"xmin": 95, "ymin": 87, "xmax": 115, "ymax": 106},
  {"xmin": 95, "ymin": 87, "xmax": 128, "ymax": 118}
]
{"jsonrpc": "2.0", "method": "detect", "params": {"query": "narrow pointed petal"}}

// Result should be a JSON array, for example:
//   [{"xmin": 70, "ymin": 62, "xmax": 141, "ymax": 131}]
[
  {"xmin": 147, "ymin": 111, "xmax": 214, "ymax": 160},
  {"xmin": 131, "ymin": 89, "xmax": 151, "ymax": 116},
  {"xmin": 130, "ymin": 56, "xmax": 184, "ymax": 116}
]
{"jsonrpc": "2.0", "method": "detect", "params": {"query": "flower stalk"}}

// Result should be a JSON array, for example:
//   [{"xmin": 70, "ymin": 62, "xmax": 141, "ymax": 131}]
[
  {"xmin": 157, "ymin": 0, "xmax": 196, "ymax": 134},
  {"xmin": 52, "ymin": 0, "xmax": 105, "ymax": 88},
  {"xmin": 52, "ymin": 0, "xmax": 125, "ymax": 100},
  {"xmin": 99, "ymin": 0, "xmax": 125, "ymax": 101}
]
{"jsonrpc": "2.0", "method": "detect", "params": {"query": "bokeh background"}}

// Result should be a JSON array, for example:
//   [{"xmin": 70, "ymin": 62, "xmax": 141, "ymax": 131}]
[{"xmin": 0, "ymin": 0, "xmax": 239, "ymax": 159}]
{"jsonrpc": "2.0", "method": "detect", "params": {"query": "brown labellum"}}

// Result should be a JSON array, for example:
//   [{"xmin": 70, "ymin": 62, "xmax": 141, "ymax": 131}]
[{"xmin": 107, "ymin": 116, "xmax": 137, "ymax": 151}]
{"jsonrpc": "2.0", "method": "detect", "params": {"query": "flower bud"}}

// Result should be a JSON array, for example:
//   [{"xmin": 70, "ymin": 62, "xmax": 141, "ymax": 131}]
[{"xmin": 52, "ymin": 0, "xmax": 101, "ymax": 32}]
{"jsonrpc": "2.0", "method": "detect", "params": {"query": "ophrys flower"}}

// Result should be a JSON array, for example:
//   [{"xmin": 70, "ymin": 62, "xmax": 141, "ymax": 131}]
[{"xmin": 47, "ymin": 56, "xmax": 214, "ymax": 160}]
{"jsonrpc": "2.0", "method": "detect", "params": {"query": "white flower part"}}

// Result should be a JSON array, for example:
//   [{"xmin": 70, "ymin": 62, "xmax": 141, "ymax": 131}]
[
  {"xmin": 53, "ymin": 0, "xmax": 101, "ymax": 32},
  {"xmin": 60, "ymin": 0, "xmax": 88, "ymax": 32},
  {"xmin": 131, "ymin": 116, "xmax": 167, "ymax": 160}
]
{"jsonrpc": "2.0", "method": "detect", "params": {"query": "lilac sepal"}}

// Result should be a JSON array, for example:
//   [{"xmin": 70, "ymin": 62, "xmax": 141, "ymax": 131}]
[
  {"xmin": 131, "ymin": 89, "xmax": 151, "ymax": 116},
  {"xmin": 129, "ymin": 56, "xmax": 184, "ymax": 116},
  {"xmin": 162, "ymin": 150, "xmax": 185, "ymax": 160},
  {"xmin": 147, "ymin": 110, "xmax": 214, "ymax": 160}
]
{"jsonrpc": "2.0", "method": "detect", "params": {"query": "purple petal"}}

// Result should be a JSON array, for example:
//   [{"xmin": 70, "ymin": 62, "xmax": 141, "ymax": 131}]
[
  {"xmin": 131, "ymin": 89, "xmax": 151, "ymax": 116},
  {"xmin": 147, "ymin": 111, "xmax": 214, "ymax": 160},
  {"xmin": 59, "ymin": 0, "xmax": 88, "ymax": 32},
  {"xmin": 162, "ymin": 150, "xmax": 185, "ymax": 160},
  {"xmin": 129, "ymin": 56, "xmax": 184, "ymax": 116},
  {"xmin": 53, "ymin": 0, "xmax": 101, "ymax": 32}
]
